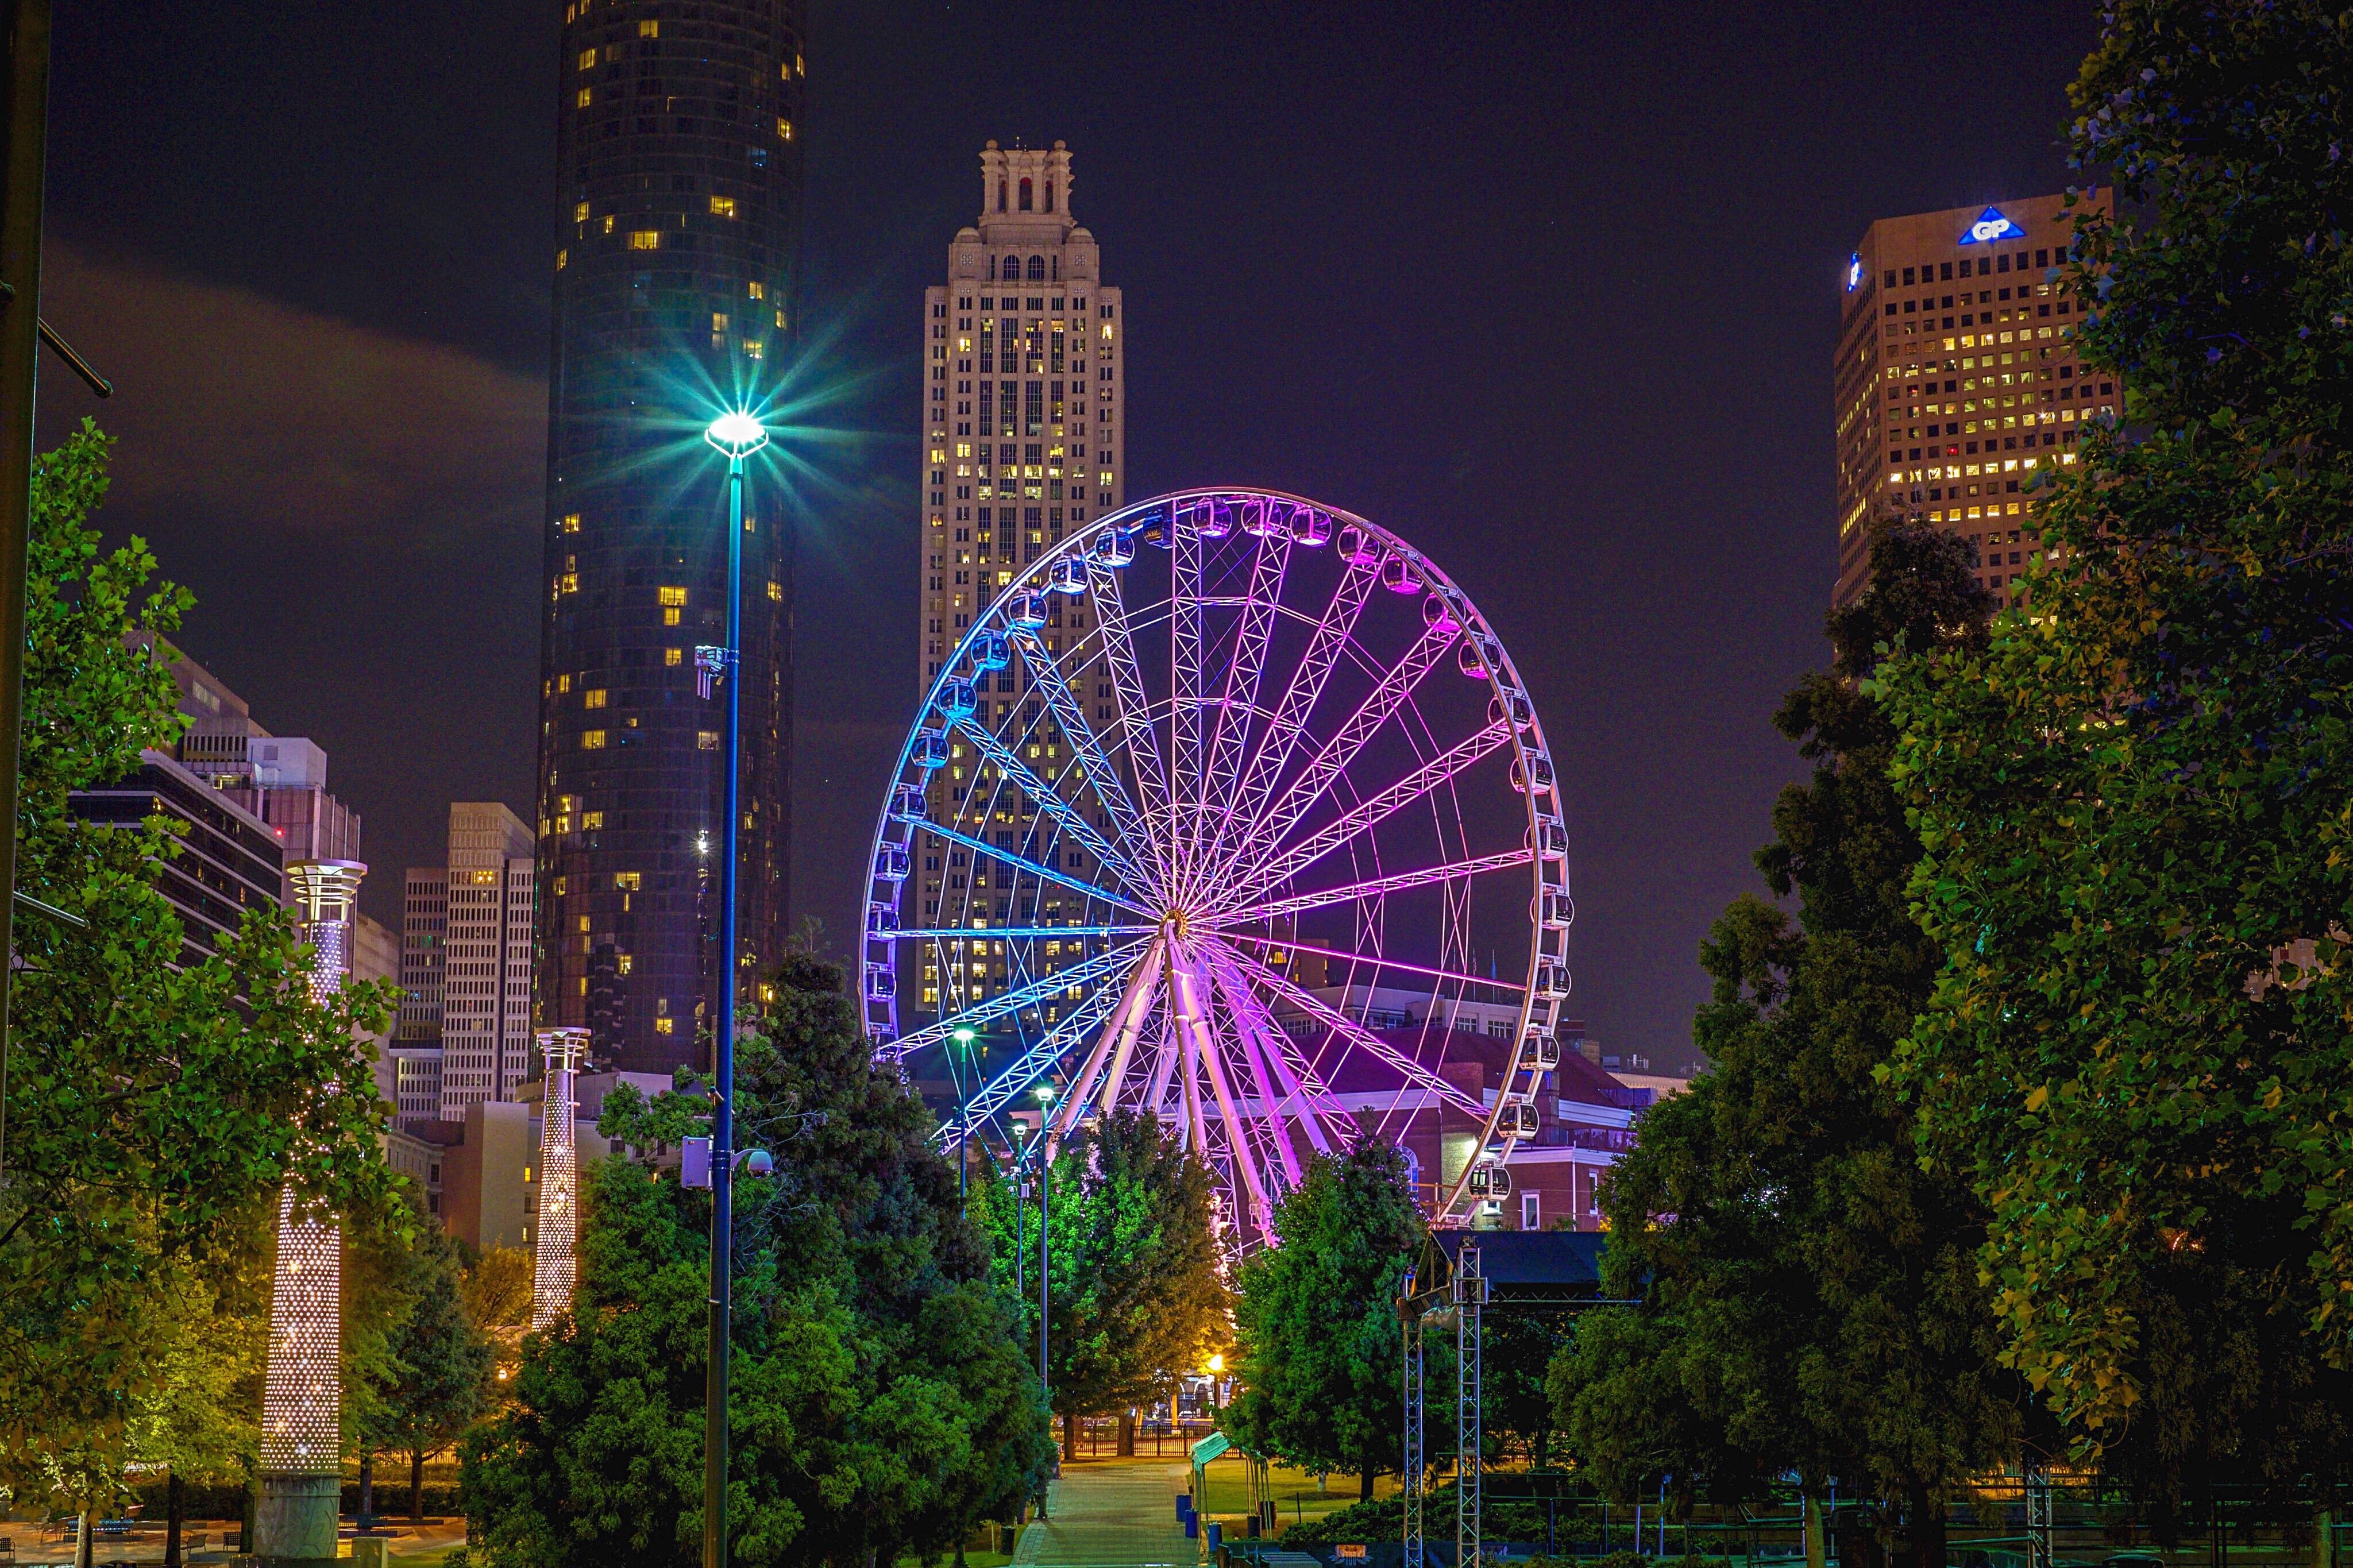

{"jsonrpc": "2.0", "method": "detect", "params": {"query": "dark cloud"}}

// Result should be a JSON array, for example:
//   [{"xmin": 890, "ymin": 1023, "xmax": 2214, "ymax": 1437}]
[{"xmin": 35, "ymin": 242, "xmax": 547, "ymax": 927}]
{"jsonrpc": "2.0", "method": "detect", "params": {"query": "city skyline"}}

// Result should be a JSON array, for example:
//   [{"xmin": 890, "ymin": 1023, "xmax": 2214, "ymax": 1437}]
[{"xmin": 27, "ymin": 0, "xmax": 2103, "ymax": 1072}]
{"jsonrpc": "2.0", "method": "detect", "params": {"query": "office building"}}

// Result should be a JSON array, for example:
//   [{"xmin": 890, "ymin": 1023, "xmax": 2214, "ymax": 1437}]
[
  {"xmin": 431, "ymin": 803, "xmax": 537, "ymax": 1119},
  {"xmin": 536, "ymin": 0, "xmax": 806, "ymax": 1074},
  {"xmin": 1834, "ymin": 190, "xmax": 2117, "ymax": 607},
  {"xmin": 911, "ymin": 141, "xmax": 1125, "ymax": 1028}
]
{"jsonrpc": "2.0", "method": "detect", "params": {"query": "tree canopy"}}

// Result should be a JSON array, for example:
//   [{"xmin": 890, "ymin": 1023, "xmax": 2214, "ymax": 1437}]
[
  {"xmin": 463, "ymin": 954, "xmax": 1051, "ymax": 1566},
  {"xmin": 0, "ymin": 423, "xmax": 400, "ymax": 1502},
  {"xmin": 1873, "ymin": 0, "xmax": 2353, "ymax": 1493},
  {"xmin": 1551, "ymin": 525, "xmax": 2018, "ymax": 1556},
  {"xmin": 1224, "ymin": 1144, "xmax": 1425, "ymax": 1502}
]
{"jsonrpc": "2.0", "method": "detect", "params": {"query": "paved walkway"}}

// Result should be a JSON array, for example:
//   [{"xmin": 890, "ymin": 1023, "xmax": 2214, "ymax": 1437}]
[{"xmin": 1013, "ymin": 1458, "xmax": 1196, "ymax": 1567}]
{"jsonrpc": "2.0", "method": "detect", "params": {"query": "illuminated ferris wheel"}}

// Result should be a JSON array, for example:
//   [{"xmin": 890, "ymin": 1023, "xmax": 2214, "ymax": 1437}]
[{"xmin": 861, "ymin": 488, "xmax": 1572, "ymax": 1235}]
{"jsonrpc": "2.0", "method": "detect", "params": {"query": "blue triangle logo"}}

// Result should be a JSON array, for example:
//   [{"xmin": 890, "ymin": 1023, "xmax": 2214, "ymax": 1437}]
[{"xmin": 1958, "ymin": 207, "xmax": 2023, "ymax": 245}]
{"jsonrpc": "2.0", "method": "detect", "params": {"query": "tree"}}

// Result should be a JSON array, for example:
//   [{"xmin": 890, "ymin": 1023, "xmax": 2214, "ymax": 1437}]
[
  {"xmin": 0, "ymin": 423, "xmax": 401, "ymax": 1499},
  {"xmin": 354, "ymin": 1207, "xmax": 495, "ymax": 1522},
  {"xmin": 460, "ymin": 1245, "xmax": 535, "ymax": 1338},
  {"xmin": 1873, "ymin": 0, "xmax": 2353, "ymax": 1501},
  {"xmin": 971, "ymin": 1110, "xmax": 1225, "ymax": 1451},
  {"xmin": 1551, "ymin": 524, "xmax": 2017, "ymax": 1568},
  {"xmin": 462, "ymin": 955, "xmax": 1052, "ymax": 1566},
  {"xmin": 1225, "ymin": 1144, "xmax": 1424, "ymax": 1502}
]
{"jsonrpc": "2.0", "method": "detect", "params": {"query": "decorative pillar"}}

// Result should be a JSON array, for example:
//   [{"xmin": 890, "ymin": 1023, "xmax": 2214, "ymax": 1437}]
[
  {"xmin": 256, "ymin": 859, "xmax": 366, "ymax": 1568},
  {"xmin": 531, "ymin": 1027, "xmax": 590, "ymax": 1330}
]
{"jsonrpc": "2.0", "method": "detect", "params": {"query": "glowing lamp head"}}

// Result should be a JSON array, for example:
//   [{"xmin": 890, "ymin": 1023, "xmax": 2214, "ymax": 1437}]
[
  {"xmin": 1036, "ymin": 1085, "xmax": 1056, "ymax": 1104},
  {"xmin": 952, "ymin": 1026, "xmax": 977, "ymax": 1052},
  {"xmin": 704, "ymin": 410, "xmax": 769, "ymax": 460},
  {"xmin": 1206, "ymin": 1353, "xmax": 1224, "ymax": 1373}
]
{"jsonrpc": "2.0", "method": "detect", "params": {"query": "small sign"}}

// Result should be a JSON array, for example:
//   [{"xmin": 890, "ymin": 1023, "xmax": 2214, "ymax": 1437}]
[{"xmin": 1337, "ymin": 1547, "xmax": 1368, "ymax": 1560}]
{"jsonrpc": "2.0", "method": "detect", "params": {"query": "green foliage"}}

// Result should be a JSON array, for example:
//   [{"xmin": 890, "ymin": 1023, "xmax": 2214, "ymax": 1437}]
[
  {"xmin": 458, "ymin": 1243, "xmax": 534, "ymax": 1334},
  {"xmin": 1225, "ymin": 1144, "xmax": 1424, "ymax": 1500},
  {"xmin": 1872, "ymin": 0, "xmax": 2353, "ymax": 1484},
  {"xmin": 1553, "ymin": 525, "xmax": 2020, "ymax": 1515},
  {"xmin": 352, "ymin": 1204, "xmax": 495, "ymax": 1478},
  {"xmin": 465, "ymin": 955, "xmax": 1051, "ymax": 1566},
  {"xmin": 969, "ymin": 1110, "xmax": 1224, "ymax": 1423},
  {"xmin": 0, "ymin": 422, "xmax": 400, "ymax": 1497}
]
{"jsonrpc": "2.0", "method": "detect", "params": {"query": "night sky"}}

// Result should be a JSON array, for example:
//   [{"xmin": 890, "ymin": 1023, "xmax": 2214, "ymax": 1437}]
[{"xmin": 33, "ymin": 1, "xmax": 2097, "ymax": 1072}]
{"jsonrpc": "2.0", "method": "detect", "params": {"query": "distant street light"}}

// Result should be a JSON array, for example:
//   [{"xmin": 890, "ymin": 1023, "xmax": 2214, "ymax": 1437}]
[
  {"xmin": 951, "ymin": 1028, "xmax": 977, "ymax": 1204},
  {"xmin": 1036, "ymin": 1084, "xmax": 1055, "ymax": 1455},
  {"xmin": 698, "ymin": 408, "xmax": 765, "ymax": 1568}
]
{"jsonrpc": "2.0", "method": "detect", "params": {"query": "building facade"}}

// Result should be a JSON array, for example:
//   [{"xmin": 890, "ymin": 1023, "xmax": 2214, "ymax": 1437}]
[
  {"xmin": 537, "ymin": 0, "xmax": 807, "ymax": 1075},
  {"xmin": 1833, "ymin": 191, "xmax": 2116, "ymax": 607},
  {"xmin": 435, "ymin": 804, "xmax": 537, "ymax": 1119},
  {"xmin": 911, "ymin": 141, "xmax": 1124, "ymax": 1026}
]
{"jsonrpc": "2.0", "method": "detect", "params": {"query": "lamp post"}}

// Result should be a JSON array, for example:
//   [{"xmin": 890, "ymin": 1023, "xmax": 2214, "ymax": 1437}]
[
  {"xmin": 1036, "ymin": 1084, "xmax": 1055, "ymax": 1462},
  {"xmin": 951, "ymin": 1026, "xmax": 975, "ymax": 1206},
  {"xmin": 699, "ymin": 410, "xmax": 766, "ymax": 1568}
]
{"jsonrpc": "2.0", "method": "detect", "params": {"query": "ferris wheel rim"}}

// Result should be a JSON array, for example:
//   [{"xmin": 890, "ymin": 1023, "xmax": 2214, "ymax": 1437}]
[{"xmin": 862, "ymin": 487, "xmax": 1572, "ymax": 1229}]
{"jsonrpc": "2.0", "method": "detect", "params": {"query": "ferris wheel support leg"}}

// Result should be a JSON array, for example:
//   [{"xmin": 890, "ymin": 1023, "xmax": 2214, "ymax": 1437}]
[
  {"xmin": 1087, "ymin": 938, "xmax": 1166, "ymax": 1122},
  {"xmin": 1174, "ymin": 945, "xmax": 1274, "ymax": 1230},
  {"xmin": 1055, "ymin": 937, "xmax": 1162, "ymax": 1139}
]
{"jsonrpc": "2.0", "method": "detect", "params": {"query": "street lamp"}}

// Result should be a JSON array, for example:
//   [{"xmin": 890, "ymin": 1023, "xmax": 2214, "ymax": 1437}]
[
  {"xmin": 1036, "ymin": 1086, "xmax": 1056, "ymax": 1453},
  {"xmin": 952, "ymin": 1027, "xmax": 976, "ymax": 1206},
  {"xmin": 699, "ymin": 408, "xmax": 766, "ymax": 1568}
]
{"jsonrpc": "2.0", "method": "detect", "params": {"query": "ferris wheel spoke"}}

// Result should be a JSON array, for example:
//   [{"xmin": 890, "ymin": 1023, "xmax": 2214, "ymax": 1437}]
[
  {"xmin": 888, "ymin": 925, "xmax": 1155, "ymax": 941},
  {"xmin": 1052, "ymin": 936, "xmax": 1166, "ymax": 1137},
  {"xmin": 1201, "ymin": 944, "xmax": 1361, "ymax": 1156},
  {"xmin": 951, "ymin": 717, "xmax": 1159, "ymax": 899},
  {"xmin": 931, "ymin": 976, "xmax": 1135, "ymax": 1148},
  {"xmin": 1170, "ymin": 943, "xmax": 1273, "ymax": 1227},
  {"xmin": 1170, "ymin": 507, "xmax": 1207, "ymax": 891},
  {"xmin": 1212, "ymin": 848, "xmax": 1531, "ymax": 927},
  {"xmin": 1220, "ymin": 929, "xmax": 1524, "ymax": 993},
  {"xmin": 1212, "ymin": 615, "xmax": 1461, "ymax": 894},
  {"xmin": 1086, "ymin": 559, "xmax": 1178, "ymax": 891},
  {"xmin": 1191, "ymin": 524, "xmax": 1293, "ymax": 906},
  {"xmin": 885, "ymin": 936, "xmax": 1151, "ymax": 1059},
  {"xmin": 1216, "ymin": 720, "xmax": 1513, "ymax": 913},
  {"xmin": 1223, "ymin": 943, "xmax": 1485, "ymax": 1116},
  {"xmin": 1223, "ymin": 553, "xmax": 1378, "ymax": 876},
  {"xmin": 1009, "ymin": 630, "xmax": 1162, "ymax": 890},
  {"xmin": 919, "ymin": 818, "xmax": 1156, "ymax": 918}
]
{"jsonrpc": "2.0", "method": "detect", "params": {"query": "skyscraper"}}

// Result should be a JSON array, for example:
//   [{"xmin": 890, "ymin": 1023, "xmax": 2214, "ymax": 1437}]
[
  {"xmin": 411, "ymin": 802, "xmax": 538, "ymax": 1121},
  {"xmin": 537, "ymin": 0, "xmax": 806, "ymax": 1074},
  {"xmin": 911, "ymin": 141, "xmax": 1125, "ymax": 1030},
  {"xmin": 1833, "ymin": 190, "xmax": 2116, "ymax": 607}
]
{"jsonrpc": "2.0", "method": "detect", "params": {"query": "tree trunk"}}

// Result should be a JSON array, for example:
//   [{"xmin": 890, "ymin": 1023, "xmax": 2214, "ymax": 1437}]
[
  {"xmin": 359, "ymin": 1451, "xmax": 374, "ymax": 1525},
  {"xmin": 164, "ymin": 1470, "xmax": 184, "ymax": 1568},
  {"xmin": 1117, "ymin": 1412, "xmax": 1135, "ymax": 1457},
  {"xmin": 409, "ymin": 1449, "xmax": 426, "ymax": 1523},
  {"xmin": 1360, "ymin": 1466, "xmax": 1374, "ymax": 1504},
  {"xmin": 1910, "ymin": 1481, "xmax": 1948, "ymax": 1568},
  {"xmin": 74, "ymin": 1512, "xmax": 93, "ymax": 1568},
  {"xmin": 2314, "ymin": 1505, "xmax": 2333, "ymax": 1568},
  {"xmin": 1061, "ymin": 1409, "xmax": 1076, "ymax": 1459},
  {"xmin": 1806, "ymin": 1493, "xmax": 1828, "ymax": 1568}
]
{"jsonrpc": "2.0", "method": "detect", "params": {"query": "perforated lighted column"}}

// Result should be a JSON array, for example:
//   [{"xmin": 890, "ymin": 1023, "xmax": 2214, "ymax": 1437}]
[
  {"xmin": 531, "ymin": 1027, "xmax": 590, "ymax": 1329},
  {"xmin": 256, "ymin": 859, "xmax": 366, "ymax": 1567}
]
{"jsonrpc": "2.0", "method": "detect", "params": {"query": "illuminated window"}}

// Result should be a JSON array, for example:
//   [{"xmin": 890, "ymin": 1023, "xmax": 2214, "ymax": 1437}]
[
  {"xmin": 582, "ymin": 810, "xmax": 603, "ymax": 829},
  {"xmin": 576, "ymin": 87, "xmax": 592, "ymax": 109},
  {"xmin": 654, "ymin": 1016, "xmax": 675, "ymax": 1035},
  {"xmin": 601, "ymin": 215, "xmax": 615, "ymax": 235},
  {"xmin": 617, "ymin": 952, "xmax": 633, "ymax": 975},
  {"xmin": 709, "ymin": 196, "xmax": 737, "ymax": 218},
  {"xmin": 766, "ymin": 580, "xmax": 783, "ymax": 602},
  {"xmin": 664, "ymin": 647, "xmax": 684, "ymax": 666},
  {"xmin": 747, "ymin": 281, "xmax": 764, "ymax": 299},
  {"xmin": 557, "ymin": 674, "xmax": 572, "ymax": 693},
  {"xmin": 561, "ymin": 512, "xmax": 581, "ymax": 532},
  {"xmin": 743, "ymin": 340, "xmax": 763, "ymax": 359},
  {"xmin": 777, "ymin": 117, "xmax": 793, "ymax": 140},
  {"xmin": 697, "ymin": 731, "xmax": 720, "ymax": 750},
  {"xmin": 577, "ymin": 48, "xmax": 596, "ymax": 69},
  {"xmin": 638, "ymin": 18, "xmax": 657, "ymax": 36},
  {"xmin": 628, "ymin": 230, "xmax": 661, "ymax": 251},
  {"xmin": 553, "ymin": 876, "xmax": 567, "ymax": 896},
  {"xmin": 581, "ymin": 730, "xmax": 606, "ymax": 750},
  {"xmin": 615, "ymin": 872, "xmax": 641, "ymax": 891},
  {"xmin": 584, "ymin": 689, "xmax": 607, "ymax": 709},
  {"xmin": 556, "ymin": 248, "xmax": 568, "ymax": 271},
  {"xmin": 574, "ymin": 201, "xmax": 589, "ymax": 223}
]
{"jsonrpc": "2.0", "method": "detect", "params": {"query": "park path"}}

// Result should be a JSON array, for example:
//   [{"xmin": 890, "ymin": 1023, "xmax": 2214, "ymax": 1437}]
[{"xmin": 1012, "ymin": 1458, "xmax": 1195, "ymax": 1567}]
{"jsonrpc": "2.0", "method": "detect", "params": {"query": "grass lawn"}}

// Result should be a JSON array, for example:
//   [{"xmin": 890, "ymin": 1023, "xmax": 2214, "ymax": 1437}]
[{"xmin": 1193, "ymin": 1459, "xmax": 1397, "ymax": 1534}]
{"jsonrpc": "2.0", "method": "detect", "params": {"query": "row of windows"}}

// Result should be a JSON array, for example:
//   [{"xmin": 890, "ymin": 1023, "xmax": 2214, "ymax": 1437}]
[{"xmin": 1888, "ymin": 246, "xmax": 2057, "ymax": 287}]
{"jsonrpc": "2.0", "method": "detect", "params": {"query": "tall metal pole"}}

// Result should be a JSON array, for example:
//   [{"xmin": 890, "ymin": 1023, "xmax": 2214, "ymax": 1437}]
[
  {"xmin": 702, "ymin": 449, "xmax": 745, "ymax": 1568},
  {"xmin": 0, "ymin": 0, "xmax": 54, "ymax": 1179},
  {"xmin": 1039, "ymin": 1136, "xmax": 1051, "ymax": 1423}
]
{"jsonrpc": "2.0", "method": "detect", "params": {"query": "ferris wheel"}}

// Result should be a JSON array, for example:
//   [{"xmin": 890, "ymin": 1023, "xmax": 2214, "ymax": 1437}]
[{"xmin": 862, "ymin": 488, "xmax": 1571, "ymax": 1235}]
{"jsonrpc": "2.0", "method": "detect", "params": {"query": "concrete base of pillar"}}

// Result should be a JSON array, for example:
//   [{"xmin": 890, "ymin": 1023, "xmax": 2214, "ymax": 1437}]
[{"xmin": 253, "ymin": 1472, "xmax": 340, "ymax": 1567}]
